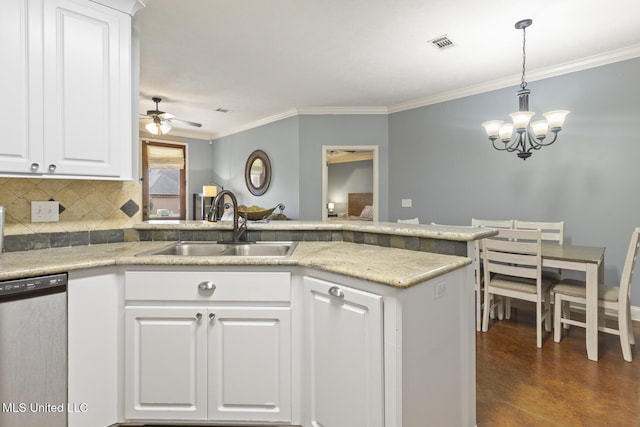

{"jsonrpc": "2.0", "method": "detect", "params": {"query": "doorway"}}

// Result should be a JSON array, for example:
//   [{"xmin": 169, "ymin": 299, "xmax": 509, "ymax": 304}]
[
  {"xmin": 141, "ymin": 139, "xmax": 187, "ymax": 220},
  {"xmin": 321, "ymin": 146, "xmax": 379, "ymax": 221}
]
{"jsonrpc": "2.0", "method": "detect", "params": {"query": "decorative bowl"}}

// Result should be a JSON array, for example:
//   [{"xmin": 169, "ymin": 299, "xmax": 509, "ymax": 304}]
[{"xmin": 238, "ymin": 206, "xmax": 276, "ymax": 220}]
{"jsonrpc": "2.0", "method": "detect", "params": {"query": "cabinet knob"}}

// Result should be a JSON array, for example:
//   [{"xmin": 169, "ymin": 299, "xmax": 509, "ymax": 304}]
[
  {"xmin": 209, "ymin": 313, "xmax": 215, "ymax": 321},
  {"xmin": 30, "ymin": 163, "xmax": 39, "ymax": 171},
  {"xmin": 328, "ymin": 286, "xmax": 344, "ymax": 298},
  {"xmin": 48, "ymin": 164, "xmax": 57, "ymax": 172},
  {"xmin": 195, "ymin": 312, "xmax": 202, "ymax": 321},
  {"xmin": 197, "ymin": 281, "xmax": 216, "ymax": 292}
]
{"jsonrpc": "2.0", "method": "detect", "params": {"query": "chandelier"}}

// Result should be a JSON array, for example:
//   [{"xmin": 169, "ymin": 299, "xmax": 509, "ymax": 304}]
[{"xmin": 481, "ymin": 19, "xmax": 570, "ymax": 160}]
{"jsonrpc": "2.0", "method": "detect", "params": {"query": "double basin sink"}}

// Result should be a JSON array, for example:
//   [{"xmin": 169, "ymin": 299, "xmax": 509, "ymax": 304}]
[{"xmin": 137, "ymin": 241, "xmax": 298, "ymax": 258}]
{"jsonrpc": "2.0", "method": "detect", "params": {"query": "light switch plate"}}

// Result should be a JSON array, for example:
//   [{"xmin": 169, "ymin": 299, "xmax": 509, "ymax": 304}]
[
  {"xmin": 31, "ymin": 201, "xmax": 60, "ymax": 222},
  {"xmin": 401, "ymin": 198, "xmax": 412, "ymax": 208}
]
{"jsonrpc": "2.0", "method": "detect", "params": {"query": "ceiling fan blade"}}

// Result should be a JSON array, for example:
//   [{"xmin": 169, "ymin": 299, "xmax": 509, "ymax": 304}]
[{"xmin": 168, "ymin": 117, "xmax": 202, "ymax": 128}]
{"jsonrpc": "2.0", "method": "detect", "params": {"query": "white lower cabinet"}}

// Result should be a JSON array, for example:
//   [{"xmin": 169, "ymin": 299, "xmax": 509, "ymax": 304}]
[
  {"xmin": 124, "ymin": 270, "xmax": 292, "ymax": 424},
  {"xmin": 125, "ymin": 306, "xmax": 208, "ymax": 420},
  {"xmin": 207, "ymin": 306, "xmax": 291, "ymax": 421},
  {"xmin": 303, "ymin": 276, "xmax": 384, "ymax": 427}
]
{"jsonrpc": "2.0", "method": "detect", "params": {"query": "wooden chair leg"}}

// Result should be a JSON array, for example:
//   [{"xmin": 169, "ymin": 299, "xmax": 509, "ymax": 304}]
[
  {"xmin": 562, "ymin": 300, "xmax": 571, "ymax": 330},
  {"xmin": 482, "ymin": 292, "xmax": 492, "ymax": 332},
  {"xmin": 544, "ymin": 292, "xmax": 552, "ymax": 332},
  {"xmin": 554, "ymin": 293, "xmax": 562, "ymax": 342},
  {"xmin": 626, "ymin": 305, "xmax": 635, "ymax": 346},
  {"xmin": 619, "ymin": 307, "xmax": 633, "ymax": 362},
  {"xmin": 536, "ymin": 300, "xmax": 543, "ymax": 348}
]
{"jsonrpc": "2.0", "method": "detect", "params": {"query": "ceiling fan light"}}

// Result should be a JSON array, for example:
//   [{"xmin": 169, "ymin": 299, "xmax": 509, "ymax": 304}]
[
  {"xmin": 145, "ymin": 120, "xmax": 172, "ymax": 135},
  {"xmin": 160, "ymin": 122, "xmax": 172, "ymax": 135},
  {"xmin": 145, "ymin": 121, "xmax": 160, "ymax": 135},
  {"xmin": 509, "ymin": 111, "xmax": 535, "ymax": 131},
  {"xmin": 543, "ymin": 110, "xmax": 570, "ymax": 130}
]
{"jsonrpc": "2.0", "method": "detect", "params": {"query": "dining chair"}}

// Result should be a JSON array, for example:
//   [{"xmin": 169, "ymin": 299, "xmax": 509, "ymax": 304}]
[
  {"xmin": 513, "ymin": 220, "xmax": 565, "ymax": 321},
  {"xmin": 553, "ymin": 227, "xmax": 640, "ymax": 362},
  {"xmin": 397, "ymin": 218, "xmax": 419, "ymax": 224},
  {"xmin": 481, "ymin": 228, "xmax": 553, "ymax": 348},
  {"xmin": 471, "ymin": 219, "xmax": 514, "ymax": 329}
]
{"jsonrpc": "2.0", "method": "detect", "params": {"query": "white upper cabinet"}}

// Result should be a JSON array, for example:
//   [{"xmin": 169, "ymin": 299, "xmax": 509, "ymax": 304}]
[
  {"xmin": 0, "ymin": 0, "xmax": 134, "ymax": 179},
  {"xmin": 0, "ymin": 0, "xmax": 43, "ymax": 173}
]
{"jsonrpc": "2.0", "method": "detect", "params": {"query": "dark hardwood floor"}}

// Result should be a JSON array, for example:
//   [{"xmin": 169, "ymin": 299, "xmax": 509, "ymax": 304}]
[{"xmin": 476, "ymin": 302, "xmax": 640, "ymax": 426}]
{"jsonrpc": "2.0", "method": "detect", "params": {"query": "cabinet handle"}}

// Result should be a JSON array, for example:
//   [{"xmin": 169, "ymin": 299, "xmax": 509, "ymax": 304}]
[
  {"xmin": 197, "ymin": 281, "xmax": 216, "ymax": 292},
  {"xmin": 209, "ymin": 313, "xmax": 215, "ymax": 322},
  {"xmin": 195, "ymin": 312, "xmax": 202, "ymax": 321},
  {"xmin": 48, "ymin": 164, "xmax": 56, "ymax": 172},
  {"xmin": 328, "ymin": 286, "xmax": 344, "ymax": 298},
  {"xmin": 30, "ymin": 163, "xmax": 40, "ymax": 171}
]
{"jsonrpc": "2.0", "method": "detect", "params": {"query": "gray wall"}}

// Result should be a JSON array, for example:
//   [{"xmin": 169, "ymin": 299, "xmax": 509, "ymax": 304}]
[
  {"xmin": 389, "ymin": 57, "xmax": 640, "ymax": 306},
  {"xmin": 210, "ymin": 116, "xmax": 301, "ymax": 219},
  {"xmin": 206, "ymin": 57, "xmax": 640, "ymax": 307},
  {"xmin": 328, "ymin": 160, "xmax": 374, "ymax": 215},
  {"xmin": 298, "ymin": 115, "xmax": 389, "ymax": 220}
]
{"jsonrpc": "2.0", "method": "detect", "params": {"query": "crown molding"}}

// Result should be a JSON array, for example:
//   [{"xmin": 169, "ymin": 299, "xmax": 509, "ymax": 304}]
[
  {"xmin": 209, "ymin": 45, "xmax": 640, "ymax": 139},
  {"xmin": 388, "ymin": 44, "xmax": 640, "ymax": 114},
  {"xmin": 297, "ymin": 106, "xmax": 389, "ymax": 115}
]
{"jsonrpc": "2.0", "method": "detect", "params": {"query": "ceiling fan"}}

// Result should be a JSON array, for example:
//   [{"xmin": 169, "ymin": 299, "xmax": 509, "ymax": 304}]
[{"xmin": 141, "ymin": 97, "xmax": 202, "ymax": 136}]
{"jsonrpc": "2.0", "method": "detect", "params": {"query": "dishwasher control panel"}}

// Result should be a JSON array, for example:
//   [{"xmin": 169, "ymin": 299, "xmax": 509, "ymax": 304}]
[{"xmin": 0, "ymin": 273, "xmax": 68, "ymax": 299}]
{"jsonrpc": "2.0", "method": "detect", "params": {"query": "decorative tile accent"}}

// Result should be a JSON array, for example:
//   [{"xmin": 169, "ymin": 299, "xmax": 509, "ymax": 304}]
[{"xmin": 120, "ymin": 199, "xmax": 140, "ymax": 218}]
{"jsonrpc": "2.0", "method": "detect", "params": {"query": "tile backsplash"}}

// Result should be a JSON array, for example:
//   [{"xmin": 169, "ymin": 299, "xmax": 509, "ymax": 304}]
[{"xmin": 0, "ymin": 178, "xmax": 142, "ymax": 236}]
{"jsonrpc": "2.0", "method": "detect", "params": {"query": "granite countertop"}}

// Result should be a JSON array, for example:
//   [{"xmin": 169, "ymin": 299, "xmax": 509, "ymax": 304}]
[
  {"xmin": 135, "ymin": 220, "xmax": 495, "ymax": 242},
  {"xmin": 0, "ymin": 241, "xmax": 471, "ymax": 288}
]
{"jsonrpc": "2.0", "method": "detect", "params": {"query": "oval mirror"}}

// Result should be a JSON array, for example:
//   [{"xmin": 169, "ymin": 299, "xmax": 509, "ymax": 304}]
[{"xmin": 245, "ymin": 150, "xmax": 272, "ymax": 196}]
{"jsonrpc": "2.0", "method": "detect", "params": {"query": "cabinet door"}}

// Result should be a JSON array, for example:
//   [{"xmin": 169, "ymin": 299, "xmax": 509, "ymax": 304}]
[
  {"xmin": 304, "ymin": 276, "xmax": 384, "ymax": 427},
  {"xmin": 42, "ymin": 0, "xmax": 131, "ymax": 177},
  {"xmin": 207, "ymin": 306, "xmax": 292, "ymax": 423},
  {"xmin": 0, "ymin": 0, "xmax": 43, "ymax": 173},
  {"xmin": 125, "ymin": 306, "xmax": 207, "ymax": 420}
]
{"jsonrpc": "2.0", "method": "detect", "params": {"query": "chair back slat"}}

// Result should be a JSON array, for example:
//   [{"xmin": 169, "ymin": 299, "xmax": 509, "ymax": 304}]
[
  {"xmin": 514, "ymin": 220, "xmax": 564, "ymax": 244},
  {"xmin": 472, "ymin": 218, "xmax": 514, "ymax": 229},
  {"xmin": 482, "ymin": 229, "xmax": 542, "ymax": 280}
]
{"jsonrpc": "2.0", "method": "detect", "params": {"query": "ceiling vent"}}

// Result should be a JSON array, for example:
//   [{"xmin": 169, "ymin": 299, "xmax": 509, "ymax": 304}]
[{"xmin": 429, "ymin": 35, "xmax": 454, "ymax": 49}]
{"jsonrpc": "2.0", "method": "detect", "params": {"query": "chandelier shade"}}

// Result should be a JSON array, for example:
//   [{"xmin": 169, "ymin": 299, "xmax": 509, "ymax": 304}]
[{"xmin": 481, "ymin": 19, "xmax": 570, "ymax": 160}]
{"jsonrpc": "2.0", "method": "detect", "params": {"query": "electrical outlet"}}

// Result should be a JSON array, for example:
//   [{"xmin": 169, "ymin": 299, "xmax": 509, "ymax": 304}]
[
  {"xmin": 31, "ymin": 201, "xmax": 60, "ymax": 223},
  {"xmin": 401, "ymin": 198, "xmax": 412, "ymax": 208}
]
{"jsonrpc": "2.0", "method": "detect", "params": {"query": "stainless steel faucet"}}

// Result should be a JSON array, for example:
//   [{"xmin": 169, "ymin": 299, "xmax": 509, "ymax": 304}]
[{"xmin": 206, "ymin": 190, "xmax": 247, "ymax": 243}]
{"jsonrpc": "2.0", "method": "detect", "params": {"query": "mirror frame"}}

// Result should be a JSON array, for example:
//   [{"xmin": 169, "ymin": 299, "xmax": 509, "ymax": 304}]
[{"xmin": 245, "ymin": 149, "xmax": 272, "ymax": 196}]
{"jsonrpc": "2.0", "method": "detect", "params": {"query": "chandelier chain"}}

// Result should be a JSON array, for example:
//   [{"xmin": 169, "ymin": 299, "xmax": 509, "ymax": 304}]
[{"xmin": 520, "ymin": 26, "xmax": 527, "ymax": 90}]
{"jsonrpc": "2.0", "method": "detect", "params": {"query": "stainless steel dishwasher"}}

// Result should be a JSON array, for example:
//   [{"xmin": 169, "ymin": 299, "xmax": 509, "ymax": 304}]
[{"xmin": 0, "ymin": 273, "xmax": 67, "ymax": 427}]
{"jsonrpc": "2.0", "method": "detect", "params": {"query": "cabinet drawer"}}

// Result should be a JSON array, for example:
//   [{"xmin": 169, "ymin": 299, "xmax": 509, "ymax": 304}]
[{"xmin": 125, "ymin": 271, "xmax": 291, "ymax": 302}]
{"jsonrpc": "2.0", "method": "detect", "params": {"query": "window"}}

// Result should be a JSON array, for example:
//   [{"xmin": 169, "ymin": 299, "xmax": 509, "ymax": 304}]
[{"xmin": 142, "ymin": 140, "xmax": 186, "ymax": 220}]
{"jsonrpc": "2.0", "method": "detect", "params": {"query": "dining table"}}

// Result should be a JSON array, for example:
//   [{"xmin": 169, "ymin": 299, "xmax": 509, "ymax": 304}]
[{"xmin": 542, "ymin": 242, "xmax": 606, "ymax": 361}]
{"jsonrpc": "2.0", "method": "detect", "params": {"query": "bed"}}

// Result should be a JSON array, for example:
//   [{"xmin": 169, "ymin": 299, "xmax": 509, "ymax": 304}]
[{"xmin": 331, "ymin": 192, "xmax": 374, "ymax": 221}]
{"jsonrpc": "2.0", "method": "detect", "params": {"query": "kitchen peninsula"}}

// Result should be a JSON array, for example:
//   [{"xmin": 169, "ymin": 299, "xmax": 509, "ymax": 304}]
[{"xmin": 0, "ymin": 222, "xmax": 494, "ymax": 427}]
